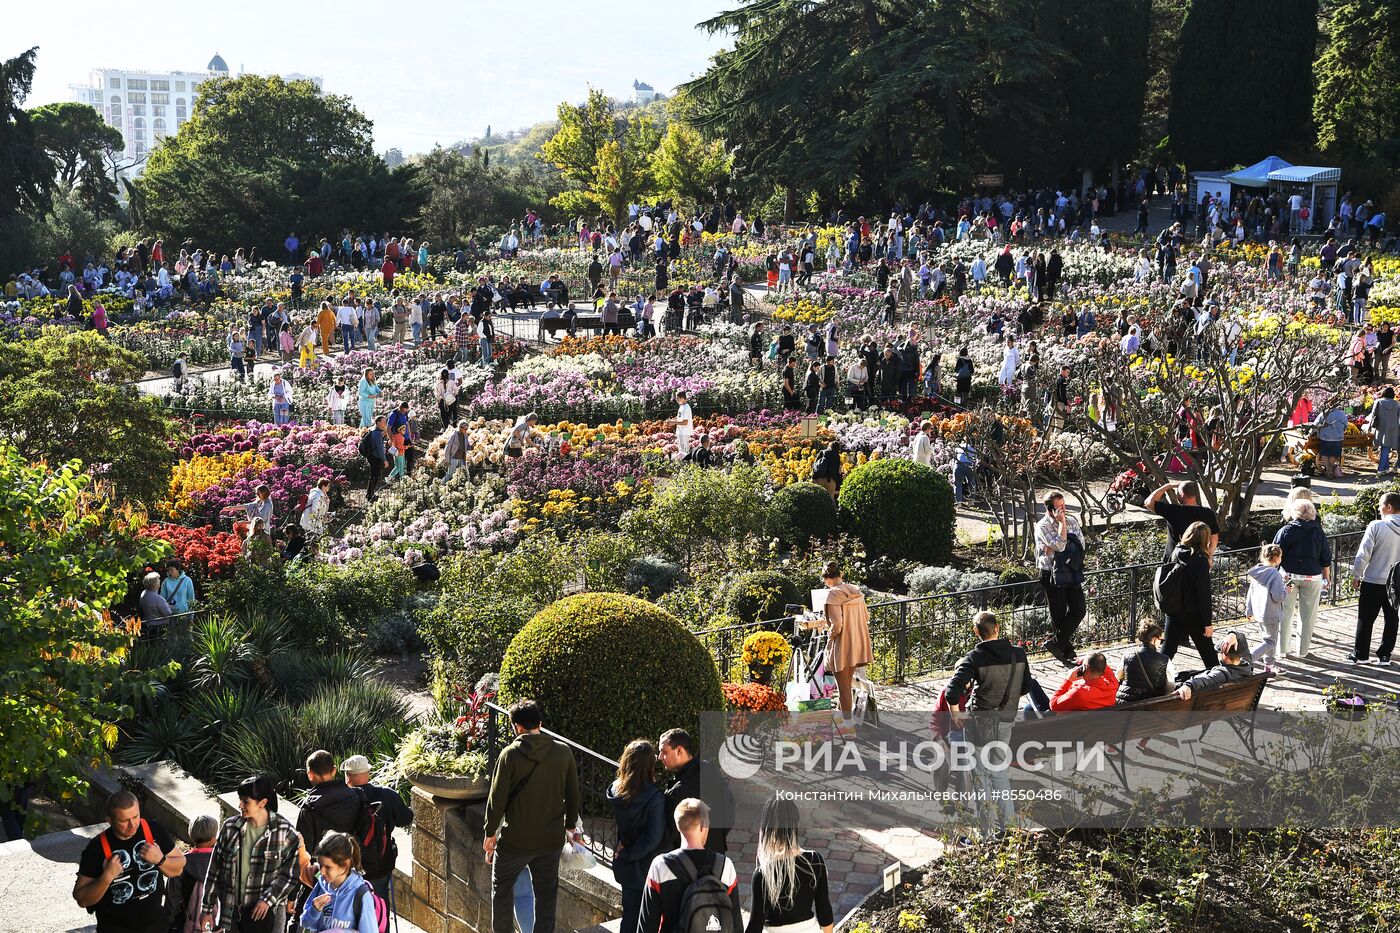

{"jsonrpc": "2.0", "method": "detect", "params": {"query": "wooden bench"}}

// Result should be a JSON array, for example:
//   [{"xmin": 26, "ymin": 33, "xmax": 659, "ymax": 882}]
[
  {"xmin": 538, "ymin": 311, "xmax": 637, "ymax": 340},
  {"xmin": 1009, "ymin": 673, "xmax": 1271, "ymax": 789}
]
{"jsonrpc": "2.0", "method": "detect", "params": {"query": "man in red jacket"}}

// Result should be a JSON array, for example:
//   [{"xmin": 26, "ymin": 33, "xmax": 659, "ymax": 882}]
[{"xmin": 1048, "ymin": 652, "xmax": 1119, "ymax": 712}]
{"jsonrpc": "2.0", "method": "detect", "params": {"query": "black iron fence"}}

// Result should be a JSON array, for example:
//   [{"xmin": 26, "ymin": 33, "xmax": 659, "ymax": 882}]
[
  {"xmin": 484, "ymin": 701, "xmax": 620, "ymax": 868},
  {"xmin": 696, "ymin": 531, "xmax": 1366, "ymax": 685}
]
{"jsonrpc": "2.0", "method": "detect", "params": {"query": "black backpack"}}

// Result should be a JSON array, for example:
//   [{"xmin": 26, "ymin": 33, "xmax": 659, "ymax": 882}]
[
  {"xmin": 358, "ymin": 431, "xmax": 376, "ymax": 459},
  {"xmin": 667, "ymin": 853, "xmax": 737, "ymax": 933},
  {"xmin": 352, "ymin": 797, "xmax": 393, "ymax": 881},
  {"xmin": 1153, "ymin": 557, "xmax": 1190, "ymax": 617}
]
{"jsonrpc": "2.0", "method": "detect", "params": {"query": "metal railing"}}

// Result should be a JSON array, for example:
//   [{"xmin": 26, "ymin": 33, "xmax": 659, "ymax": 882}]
[
  {"xmin": 484, "ymin": 701, "xmax": 620, "ymax": 868},
  {"xmin": 696, "ymin": 531, "xmax": 1366, "ymax": 685}
]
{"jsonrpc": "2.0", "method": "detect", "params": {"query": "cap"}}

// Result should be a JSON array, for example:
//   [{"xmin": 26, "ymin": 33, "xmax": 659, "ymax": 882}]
[{"xmin": 341, "ymin": 754, "xmax": 371, "ymax": 775}]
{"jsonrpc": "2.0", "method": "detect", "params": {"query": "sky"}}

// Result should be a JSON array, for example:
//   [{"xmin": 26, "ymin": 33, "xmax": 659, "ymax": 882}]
[{"xmin": 13, "ymin": 0, "xmax": 735, "ymax": 154}]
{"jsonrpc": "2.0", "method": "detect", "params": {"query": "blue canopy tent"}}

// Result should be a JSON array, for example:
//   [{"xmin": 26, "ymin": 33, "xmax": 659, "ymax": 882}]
[{"xmin": 1224, "ymin": 155, "xmax": 1293, "ymax": 188}]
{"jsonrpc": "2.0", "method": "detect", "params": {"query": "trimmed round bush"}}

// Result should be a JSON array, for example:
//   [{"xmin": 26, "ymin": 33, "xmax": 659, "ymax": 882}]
[
  {"xmin": 837, "ymin": 458, "xmax": 955, "ymax": 564},
  {"xmin": 724, "ymin": 570, "xmax": 802, "ymax": 623},
  {"xmin": 499, "ymin": 594, "xmax": 724, "ymax": 757},
  {"xmin": 769, "ymin": 482, "xmax": 838, "ymax": 547},
  {"xmin": 994, "ymin": 567, "xmax": 1040, "ymax": 608}
]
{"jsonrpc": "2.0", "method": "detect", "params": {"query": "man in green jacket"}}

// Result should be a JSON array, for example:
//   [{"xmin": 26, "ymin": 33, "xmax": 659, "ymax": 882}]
[{"xmin": 484, "ymin": 699, "xmax": 581, "ymax": 933}]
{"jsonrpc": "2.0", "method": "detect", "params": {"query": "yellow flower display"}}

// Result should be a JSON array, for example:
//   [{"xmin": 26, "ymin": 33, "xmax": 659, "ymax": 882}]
[
  {"xmin": 741, "ymin": 630, "xmax": 793, "ymax": 668},
  {"xmin": 160, "ymin": 450, "xmax": 273, "ymax": 518}
]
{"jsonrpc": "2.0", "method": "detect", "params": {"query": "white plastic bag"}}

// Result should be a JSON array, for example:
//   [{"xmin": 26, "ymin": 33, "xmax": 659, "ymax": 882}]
[{"xmin": 560, "ymin": 825, "xmax": 598, "ymax": 874}]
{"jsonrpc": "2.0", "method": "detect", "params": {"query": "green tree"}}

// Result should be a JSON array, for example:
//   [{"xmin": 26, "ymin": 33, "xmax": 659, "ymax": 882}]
[
  {"xmin": 29, "ymin": 101, "xmax": 124, "ymax": 214},
  {"xmin": 539, "ymin": 88, "xmax": 659, "ymax": 224},
  {"xmin": 0, "ymin": 444, "xmax": 171, "ymax": 814},
  {"xmin": 652, "ymin": 122, "xmax": 733, "ymax": 208},
  {"xmin": 413, "ymin": 147, "xmax": 553, "ymax": 245},
  {"xmin": 1169, "ymin": 0, "xmax": 1318, "ymax": 168},
  {"xmin": 1313, "ymin": 0, "xmax": 1400, "ymax": 163},
  {"xmin": 0, "ymin": 331, "xmax": 176, "ymax": 504},
  {"xmin": 137, "ymin": 74, "xmax": 418, "ymax": 255},
  {"xmin": 680, "ymin": 0, "xmax": 1061, "ymax": 211},
  {"xmin": 0, "ymin": 47, "xmax": 52, "ymax": 218}
]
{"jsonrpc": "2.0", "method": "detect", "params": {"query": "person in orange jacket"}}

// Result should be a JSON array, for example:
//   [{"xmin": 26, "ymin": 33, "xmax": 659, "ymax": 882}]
[{"xmin": 1047, "ymin": 652, "xmax": 1120, "ymax": 712}]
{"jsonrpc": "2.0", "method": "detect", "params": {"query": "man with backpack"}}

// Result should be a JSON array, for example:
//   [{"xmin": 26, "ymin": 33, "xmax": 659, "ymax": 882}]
[
  {"xmin": 74, "ymin": 790, "xmax": 186, "ymax": 933},
  {"xmin": 342, "ymin": 755, "xmax": 413, "ymax": 895},
  {"xmin": 296, "ymin": 750, "xmax": 390, "ymax": 886},
  {"xmin": 1035, "ymin": 491, "xmax": 1087, "ymax": 668},
  {"xmin": 484, "ymin": 700, "xmax": 581, "ymax": 933},
  {"xmin": 359, "ymin": 418, "xmax": 391, "ymax": 504},
  {"xmin": 636, "ymin": 798, "xmax": 742, "ymax": 933},
  {"xmin": 1349, "ymin": 491, "xmax": 1400, "ymax": 665}
]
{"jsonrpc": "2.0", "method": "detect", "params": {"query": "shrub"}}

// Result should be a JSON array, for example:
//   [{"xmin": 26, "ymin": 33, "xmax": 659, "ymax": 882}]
[
  {"xmin": 994, "ymin": 567, "xmax": 1040, "ymax": 608},
  {"xmin": 499, "ymin": 593, "xmax": 724, "ymax": 757},
  {"xmin": 906, "ymin": 566, "xmax": 1000, "ymax": 597},
  {"xmin": 770, "ymin": 482, "xmax": 838, "ymax": 548},
  {"xmin": 724, "ymin": 570, "xmax": 802, "ymax": 623},
  {"xmin": 625, "ymin": 555, "xmax": 684, "ymax": 598},
  {"xmin": 213, "ymin": 555, "xmax": 416, "ymax": 647},
  {"xmin": 620, "ymin": 463, "xmax": 771, "ymax": 569},
  {"xmin": 837, "ymin": 459, "xmax": 955, "ymax": 564},
  {"xmin": 1321, "ymin": 512, "xmax": 1368, "ymax": 536}
]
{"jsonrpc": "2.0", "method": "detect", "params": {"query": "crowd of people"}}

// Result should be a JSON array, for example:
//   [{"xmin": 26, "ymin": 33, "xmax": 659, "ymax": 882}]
[
  {"xmin": 74, "ymin": 751, "xmax": 414, "ymax": 933},
  {"xmin": 70, "ymin": 699, "xmax": 835, "ymax": 933}
]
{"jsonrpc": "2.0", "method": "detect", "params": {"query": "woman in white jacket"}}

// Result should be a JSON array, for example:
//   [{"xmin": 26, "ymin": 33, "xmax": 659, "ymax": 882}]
[{"xmin": 326, "ymin": 380, "xmax": 351, "ymax": 425}]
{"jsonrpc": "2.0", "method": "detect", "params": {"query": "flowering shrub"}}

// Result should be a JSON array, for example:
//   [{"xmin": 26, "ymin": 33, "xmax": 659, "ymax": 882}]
[
  {"xmin": 140, "ymin": 522, "xmax": 244, "ymax": 577},
  {"xmin": 161, "ymin": 450, "xmax": 273, "ymax": 518},
  {"xmin": 190, "ymin": 463, "xmax": 342, "ymax": 525},
  {"xmin": 741, "ymin": 630, "xmax": 793, "ymax": 669}
]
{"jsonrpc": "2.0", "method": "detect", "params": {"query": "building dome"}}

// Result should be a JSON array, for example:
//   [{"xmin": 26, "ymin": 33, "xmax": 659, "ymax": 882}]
[{"xmin": 207, "ymin": 53, "xmax": 229, "ymax": 73}]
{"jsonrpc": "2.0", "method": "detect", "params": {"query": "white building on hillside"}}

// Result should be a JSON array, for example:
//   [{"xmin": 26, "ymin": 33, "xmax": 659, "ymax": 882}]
[
  {"xmin": 632, "ymin": 79, "xmax": 658, "ymax": 104},
  {"xmin": 68, "ymin": 53, "xmax": 323, "ymax": 176}
]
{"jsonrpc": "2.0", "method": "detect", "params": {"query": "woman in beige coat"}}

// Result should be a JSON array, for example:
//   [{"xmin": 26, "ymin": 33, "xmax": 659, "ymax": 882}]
[{"xmin": 821, "ymin": 561, "xmax": 873, "ymax": 725}]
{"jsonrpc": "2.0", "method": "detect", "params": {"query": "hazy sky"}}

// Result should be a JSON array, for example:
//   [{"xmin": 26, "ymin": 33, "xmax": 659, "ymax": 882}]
[{"xmin": 13, "ymin": 0, "xmax": 734, "ymax": 154}]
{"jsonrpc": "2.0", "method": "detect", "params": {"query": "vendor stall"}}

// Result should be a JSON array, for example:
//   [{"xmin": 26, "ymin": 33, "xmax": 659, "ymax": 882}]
[{"xmin": 1268, "ymin": 165, "xmax": 1343, "ymax": 234}]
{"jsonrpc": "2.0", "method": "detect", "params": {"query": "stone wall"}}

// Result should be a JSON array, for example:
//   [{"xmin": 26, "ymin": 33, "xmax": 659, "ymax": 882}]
[{"xmin": 406, "ymin": 787, "xmax": 623, "ymax": 933}]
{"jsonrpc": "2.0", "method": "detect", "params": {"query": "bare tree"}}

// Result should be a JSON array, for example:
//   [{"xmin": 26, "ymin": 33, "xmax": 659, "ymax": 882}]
[{"xmin": 1071, "ymin": 311, "xmax": 1348, "ymax": 539}]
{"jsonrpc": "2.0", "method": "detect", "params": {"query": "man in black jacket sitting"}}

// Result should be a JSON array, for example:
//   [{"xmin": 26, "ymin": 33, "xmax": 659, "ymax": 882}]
[{"xmin": 658, "ymin": 729, "xmax": 734, "ymax": 854}]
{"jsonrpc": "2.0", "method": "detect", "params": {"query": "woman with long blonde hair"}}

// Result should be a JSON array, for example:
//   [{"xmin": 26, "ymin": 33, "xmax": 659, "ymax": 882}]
[{"xmin": 747, "ymin": 797, "xmax": 833, "ymax": 933}]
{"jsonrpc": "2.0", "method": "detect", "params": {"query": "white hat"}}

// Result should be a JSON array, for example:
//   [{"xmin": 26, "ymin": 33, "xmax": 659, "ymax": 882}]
[{"xmin": 341, "ymin": 754, "xmax": 372, "ymax": 775}]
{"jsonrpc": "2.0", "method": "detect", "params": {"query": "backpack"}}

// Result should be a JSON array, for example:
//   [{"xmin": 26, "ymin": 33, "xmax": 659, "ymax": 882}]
[
  {"xmin": 666, "ymin": 853, "xmax": 737, "ymax": 933},
  {"xmin": 1153, "ymin": 557, "xmax": 1190, "ymax": 617},
  {"xmin": 358, "ymin": 431, "xmax": 376, "ymax": 459},
  {"xmin": 1052, "ymin": 534, "xmax": 1085, "ymax": 588},
  {"xmin": 351, "ymin": 879, "xmax": 391, "ymax": 933},
  {"xmin": 351, "ymin": 797, "xmax": 393, "ymax": 882}
]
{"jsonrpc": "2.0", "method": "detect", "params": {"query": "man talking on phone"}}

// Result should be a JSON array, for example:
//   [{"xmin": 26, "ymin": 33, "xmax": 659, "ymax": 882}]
[{"xmin": 1035, "ymin": 491, "xmax": 1088, "ymax": 667}]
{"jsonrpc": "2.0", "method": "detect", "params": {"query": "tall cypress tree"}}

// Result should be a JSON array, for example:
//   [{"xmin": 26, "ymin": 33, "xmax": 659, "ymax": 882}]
[
  {"xmin": 1168, "ymin": 0, "xmax": 1319, "ymax": 168},
  {"xmin": 1314, "ymin": 0, "xmax": 1400, "ymax": 163}
]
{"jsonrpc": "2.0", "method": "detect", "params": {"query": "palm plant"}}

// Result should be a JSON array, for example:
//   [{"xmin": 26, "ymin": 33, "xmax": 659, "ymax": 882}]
[
  {"xmin": 188, "ymin": 614, "xmax": 254, "ymax": 689},
  {"xmin": 117, "ymin": 703, "xmax": 203, "ymax": 766}
]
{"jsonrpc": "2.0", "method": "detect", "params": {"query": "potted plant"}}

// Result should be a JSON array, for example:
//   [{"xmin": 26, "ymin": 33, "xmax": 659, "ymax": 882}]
[
  {"xmin": 397, "ymin": 689, "xmax": 493, "ymax": 800},
  {"xmin": 741, "ymin": 630, "xmax": 793, "ymax": 686}
]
